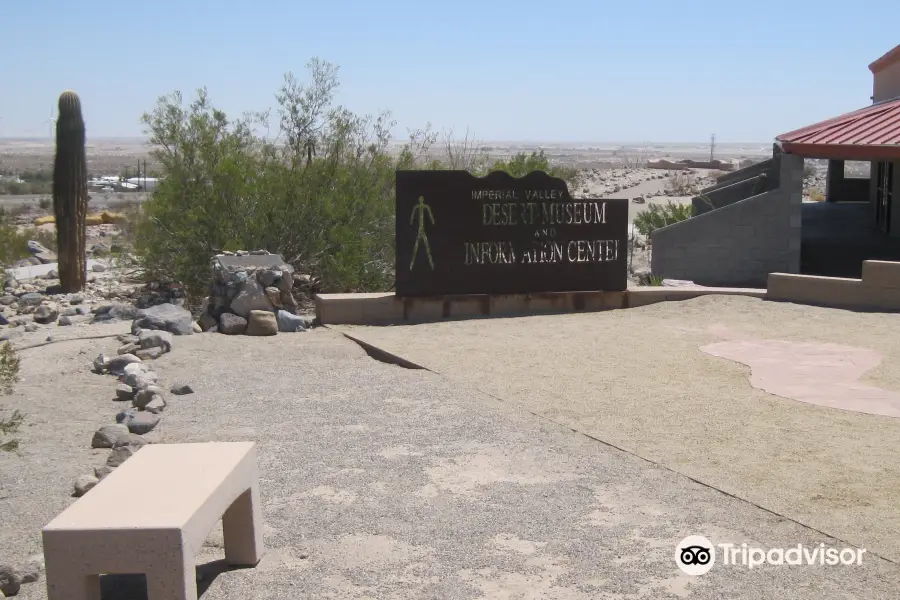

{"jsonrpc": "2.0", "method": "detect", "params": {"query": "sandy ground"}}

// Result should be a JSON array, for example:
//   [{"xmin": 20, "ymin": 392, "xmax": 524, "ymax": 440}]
[
  {"xmin": 336, "ymin": 295, "xmax": 900, "ymax": 566},
  {"xmin": 1, "ymin": 321, "xmax": 898, "ymax": 598}
]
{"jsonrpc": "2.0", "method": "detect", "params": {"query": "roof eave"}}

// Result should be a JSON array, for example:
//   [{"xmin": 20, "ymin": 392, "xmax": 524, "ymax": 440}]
[
  {"xmin": 781, "ymin": 142, "xmax": 900, "ymax": 161},
  {"xmin": 870, "ymin": 44, "xmax": 900, "ymax": 74}
]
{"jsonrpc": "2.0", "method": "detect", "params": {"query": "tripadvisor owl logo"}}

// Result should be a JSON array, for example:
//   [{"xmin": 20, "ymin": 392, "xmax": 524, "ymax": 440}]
[
  {"xmin": 675, "ymin": 535, "xmax": 867, "ymax": 574},
  {"xmin": 676, "ymin": 536, "xmax": 715, "ymax": 576}
]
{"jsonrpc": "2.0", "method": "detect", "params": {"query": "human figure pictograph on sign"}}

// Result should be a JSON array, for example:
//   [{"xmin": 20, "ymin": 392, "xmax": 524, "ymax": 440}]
[{"xmin": 409, "ymin": 195, "xmax": 435, "ymax": 271}]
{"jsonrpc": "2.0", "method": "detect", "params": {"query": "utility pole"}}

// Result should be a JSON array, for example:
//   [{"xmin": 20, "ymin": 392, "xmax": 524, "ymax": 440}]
[{"xmin": 709, "ymin": 133, "xmax": 716, "ymax": 163}]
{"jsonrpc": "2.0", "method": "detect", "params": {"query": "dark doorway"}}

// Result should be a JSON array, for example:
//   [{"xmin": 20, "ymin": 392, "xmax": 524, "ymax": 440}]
[{"xmin": 875, "ymin": 161, "xmax": 893, "ymax": 233}]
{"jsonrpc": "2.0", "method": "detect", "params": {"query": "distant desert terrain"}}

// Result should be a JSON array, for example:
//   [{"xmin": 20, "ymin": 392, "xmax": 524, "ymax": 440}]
[{"xmin": 0, "ymin": 137, "xmax": 774, "ymax": 174}]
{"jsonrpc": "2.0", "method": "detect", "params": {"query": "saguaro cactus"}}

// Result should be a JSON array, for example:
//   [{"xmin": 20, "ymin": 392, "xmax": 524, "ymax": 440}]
[{"xmin": 52, "ymin": 91, "xmax": 88, "ymax": 292}]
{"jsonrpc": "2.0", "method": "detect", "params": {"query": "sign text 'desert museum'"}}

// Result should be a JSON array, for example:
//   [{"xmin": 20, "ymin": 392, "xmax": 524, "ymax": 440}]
[{"xmin": 395, "ymin": 170, "xmax": 628, "ymax": 296}]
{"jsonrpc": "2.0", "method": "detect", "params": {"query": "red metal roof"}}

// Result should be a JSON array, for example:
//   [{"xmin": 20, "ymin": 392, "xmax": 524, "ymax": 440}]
[{"xmin": 776, "ymin": 97, "xmax": 900, "ymax": 160}]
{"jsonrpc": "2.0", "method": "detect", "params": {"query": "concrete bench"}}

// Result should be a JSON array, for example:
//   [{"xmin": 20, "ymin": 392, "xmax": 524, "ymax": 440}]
[{"xmin": 41, "ymin": 442, "xmax": 264, "ymax": 600}]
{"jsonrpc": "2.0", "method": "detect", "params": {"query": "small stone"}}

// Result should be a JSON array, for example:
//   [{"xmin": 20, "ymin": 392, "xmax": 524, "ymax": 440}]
[
  {"xmin": 107, "ymin": 354, "xmax": 141, "ymax": 375},
  {"xmin": 198, "ymin": 312, "xmax": 216, "ymax": 332},
  {"xmin": 123, "ymin": 362, "xmax": 150, "ymax": 377},
  {"xmin": 128, "ymin": 412, "xmax": 161, "ymax": 434},
  {"xmin": 24, "ymin": 323, "xmax": 38, "ymax": 332},
  {"xmin": 123, "ymin": 370, "xmax": 158, "ymax": 390},
  {"xmin": 46, "ymin": 269, "xmax": 59, "ymax": 279},
  {"xmin": 116, "ymin": 407, "xmax": 137, "ymax": 425},
  {"xmin": 92, "ymin": 263, "xmax": 107, "ymax": 272},
  {"xmin": 246, "ymin": 310, "xmax": 278, "ymax": 336},
  {"xmin": 94, "ymin": 465, "xmax": 114, "ymax": 480},
  {"xmin": 192, "ymin": 321, "xmax": 202, "ymax": 333},
  {"xmin": 218, "ymin": 313, "xmax": 247, "ymax": 335},
  {"xmin": 276, "ymin": 273, "xmax": 292, "ymax": 294},
  {"xmin": 93, "ymin": 353, "xmax": 111, "ymax": 372},
  {"xmin": 258, "ymin": 269, "xmax": 281, "ymax": 287},
  {"xmin": 115, "ymin": 383, "xmax": 135, "ymax": 401},
  {"xmin": 19, "ymin": 554, "xmax": 44, "ymax": 584},
  {"xmin": 118, "ymin": 342, "xmax": 140, "ymax": 355},
  {"xmin": 265, "ymin": 286, "xmax": 283, "ymax": 308},
  {"xmin": 138, "ymin": 329, "xmax": 173, "ymax": 352},
  {"xmin": 230, "ymin": 278, "xmax": 273, "ymax": 318},
  {"xmin": 107, "ymin": 444, "xmax": 139, "ymax": 467},
  {"xmin": 132, "ymin": 303, "xmax": 194, "ymax": 336},
  {"xmin": 113, "ymin": 432, "xmax": 148, "ymax": 448},
  {"xmin": 145, "ymin": 396, "xmax": 166, "ymax": 414},
  {"xmin": 135, "ymin": 347, "xmax": 164, "ymax": 360},
  {"xmin": 133, "ymin": 387, "xmax": 165, "ymax": 410},
  {"xmin": 92, "ymin": 302, "xmax": 141, "ymax": 322},
  {"xmin": 276, "ymin": 310, "xmax": 309, "ymax": 332},
  {"xmin": 0, "ymin": 295, "xmax": 14, "ymax": 306},
  {"xmin": 17, "ymin": 292, "xmax": 43, "ymax": 306},
  {"xmin": 0, "ymin": 565, "xmax": 22, "ymax": 596},
  {"xmin": 170, "ymin": 382, "xmax": 194, "ymax": 395},
  {"xmin": 69, "ymin": 294, "xmax": 84, "ymax": 305},
  {"xmin": 62, "ymin": 306, "xmax": 78, "ymax": 317},
  {"xmin": 91, "ymin": 424, "xmax": 130, "ymax": 448},
  {"xmin": 73, "ymin": 474, "xmax": 99, "ymax": 497},
  {"xmin": 58, "ymin": 315, "xmax": 73, "ymax": 326}
]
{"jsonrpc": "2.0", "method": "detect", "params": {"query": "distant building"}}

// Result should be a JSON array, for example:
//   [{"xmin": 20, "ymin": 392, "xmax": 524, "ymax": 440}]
[{"xmin": 650, "ymin": 43, "xmax": 900, "ymax": 285}]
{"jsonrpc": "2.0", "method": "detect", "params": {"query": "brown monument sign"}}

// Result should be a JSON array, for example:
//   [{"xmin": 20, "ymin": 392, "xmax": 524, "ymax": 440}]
[{"xmin": 395, "ymin": 170, "xmax": 628, "ymax": 296}]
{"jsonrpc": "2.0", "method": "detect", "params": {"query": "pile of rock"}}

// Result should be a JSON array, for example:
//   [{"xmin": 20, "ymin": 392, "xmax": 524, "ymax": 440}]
[
  {"xmin": 0, "ymin": 254, "xmax": 192, "ymax": 341},
  {"xmin": 132, "ymin": 280, "xmax": 187, "ymax": 310},
  {"xmin": 196, "ymin": 251, "xmax": 312, "ymax": 336},
  {"xmin": 75, "ymin": 306, "xmax": 195, "ymax": 498}
]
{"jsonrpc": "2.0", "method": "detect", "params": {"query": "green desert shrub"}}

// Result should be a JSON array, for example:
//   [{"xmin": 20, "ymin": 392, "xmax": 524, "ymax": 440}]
[
  {"xmin": 134, "ymin": 58, "xmax": 585, "ymax": 299},
  {"xmin": 0, "ymin": 208, "xmax": 29, "ymax": 264},
  {"xmin": 0, "ymin": 343, "xmax": 23, "ymax": 453},
  {"xmin": 0, "ymin": 210, "xmax": 26, "ymax": 452},
  {"xmin": 633, "ymin": 201, "xmax": 695, "ymax": 239}
]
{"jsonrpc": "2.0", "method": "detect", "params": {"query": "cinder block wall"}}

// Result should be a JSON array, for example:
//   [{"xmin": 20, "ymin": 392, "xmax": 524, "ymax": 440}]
[
  {"xmin": 714, "ymin": 156, "xmax": 774, "ymax": 187},
  {"xmin": 692, "ymin": 174, "xmax": 772, "ymax": 216},
  {"xmin": 651, "ymin": 153, "xmax": 803, "ymax": 287}
]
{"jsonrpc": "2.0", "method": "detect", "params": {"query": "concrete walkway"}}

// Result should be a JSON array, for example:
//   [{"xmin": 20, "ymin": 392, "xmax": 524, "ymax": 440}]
[
  {"xmin": 335, "ymin": 295, "xmax": 900, "ymax": 566},
  {"xmin": 1, "ymin": 324, "xmax": 897, "ymax": 598}
]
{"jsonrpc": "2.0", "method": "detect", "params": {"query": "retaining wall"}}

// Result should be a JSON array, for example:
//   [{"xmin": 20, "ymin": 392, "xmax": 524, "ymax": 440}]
[{"xmin": 651, "ymin": 153, "xmax": 804, "ymax": 287}]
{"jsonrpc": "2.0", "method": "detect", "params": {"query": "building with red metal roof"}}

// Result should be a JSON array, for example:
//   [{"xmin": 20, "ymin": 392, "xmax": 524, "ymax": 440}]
[
  {"xmin": 651, "ymin": 43, "xmax": 900, "ymax": 285},
  {"xmin": 775, "ymin": 43, "xmax": 900, "ymax": 239}
]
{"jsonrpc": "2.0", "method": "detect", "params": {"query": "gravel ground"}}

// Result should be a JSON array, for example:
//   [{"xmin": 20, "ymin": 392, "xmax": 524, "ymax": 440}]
[
  {"xmin": 337, "ymin": 295, "xmax": 900, "ymax": 566},
  {"xmin": 0, "ymin": 321, "xmax": 897, "ymax": 598}
]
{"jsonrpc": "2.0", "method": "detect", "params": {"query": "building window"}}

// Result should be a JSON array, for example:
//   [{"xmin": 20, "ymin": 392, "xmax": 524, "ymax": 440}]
[{"xmin": 876, "ymin": 161, "xmax": 894, "ymax": 234}]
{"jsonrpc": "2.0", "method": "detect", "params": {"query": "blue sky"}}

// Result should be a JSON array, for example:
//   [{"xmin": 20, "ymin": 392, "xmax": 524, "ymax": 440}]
[{"xmin": 1, "ymin": 0, "xmax": 898, "ymax": 142}]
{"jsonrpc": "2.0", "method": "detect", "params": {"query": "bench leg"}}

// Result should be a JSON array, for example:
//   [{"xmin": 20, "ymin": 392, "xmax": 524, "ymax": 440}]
[
  {"xmin": 222, "ymin": 483, "xmax": 264, "ymax": 566},
  {"xmin": 45, "ymin": 570, "xmax": 100, "ymax": 600},
  {"xmin": 146, "ymin": 554, "xmax": 197, "ymax": 600}
]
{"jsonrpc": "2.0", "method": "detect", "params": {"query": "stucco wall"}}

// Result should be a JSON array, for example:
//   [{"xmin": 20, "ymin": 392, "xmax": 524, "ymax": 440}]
[
  {"xmin": 874, "ymin": 61, "xmax": 900, "ymax": 102},
  {"xmin": 651, "ymin": 153, "xmax": 803, "ymax": 287}
]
